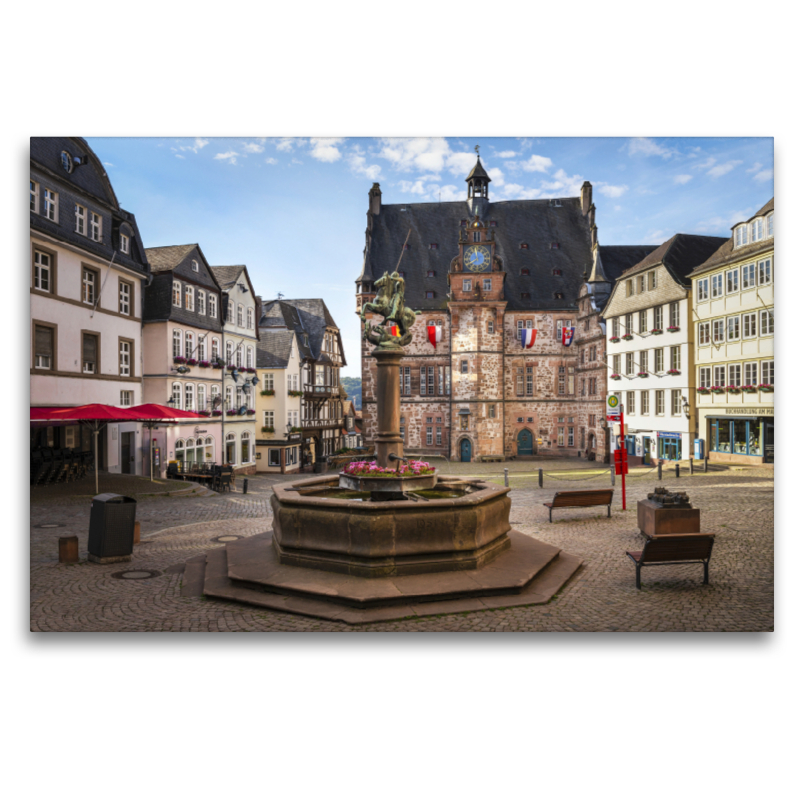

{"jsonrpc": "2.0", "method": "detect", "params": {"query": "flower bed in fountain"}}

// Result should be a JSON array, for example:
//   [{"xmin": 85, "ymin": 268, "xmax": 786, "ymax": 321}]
[
  {"xmin": 339, "ymin": 459, "xmax": 438, "ymax": 495},
  {"xmin": 342, "ymin": 460, "xmax": 435, "ymax": 478}
]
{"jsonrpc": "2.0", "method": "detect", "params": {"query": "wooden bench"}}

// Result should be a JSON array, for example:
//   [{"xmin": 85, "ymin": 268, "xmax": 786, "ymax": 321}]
[
  {"xmin": 543, "ymin": 489, "xmax": 614, "ymax": 522},
  {"xmin": 626, "ymin": 533, "xmax": 715, "ymax": 589},
  {"xmin": 480, "ymin": 455, "xmax": 504, "ymax": 463}
]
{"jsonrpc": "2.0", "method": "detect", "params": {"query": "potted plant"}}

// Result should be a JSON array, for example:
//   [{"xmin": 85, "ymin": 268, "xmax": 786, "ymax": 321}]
[
  {"xmin": 173, "ymin": 356, "xmax": 187, "ymax": 364},
  {"xmin": 212, "ymin": 410, "xmax": 222, "ymax": 416},
  {"xmin": 610, "ymin": 373, "xmax": 621, "ymax": 380},
  {"xmin": 211, "ymin": 361, "xmax": 223, "ymax": 369},
  {"xmin": 697, "ymin": 387, "xmax": 711, "ymax": 395},
  {"xmin": 261, "ymin": 389, "xmax": 275, "ymax": 397},
  {"xmin": 725, "ymin": 385, "xmax": 741, "ymax": 394},
  {"xmin": 757, "ymin": 383, "xmax": 774, "ymax": 393},
  {"xmin": 290, "ymin": 426, "xmax": 301, "ymax": 433},
  {"xmin": 667, "ymin": 368, "xmax": 681, "ymax": 375},
  {"xmin": 227, "ymin": 364, "xmax": 236, "ymax": 371},
  {"xmin": 225, "ymin": 408, "xmax": 237, "ymax": 416},
  {"xmin": 711, "ymin": 386, "xmax": 725, "ymax": 394},
  {"xmin": 637, "ymin": 371, "xmax": 648, "ymax": 378},
  {"xmin": 609, "ymin": 336, "xmax": 620, "ymax": 343},
  {"xmin": 246, "ymin": 409, "xmax": 256, "ymax": 415},
  {"xmin": 186, "ymin": 358, "xmax": 198, "ymax": 366},
  {"xmin": 650, "ymin": 328, "xmax": 663, "ymax": 335},
  {"xmin": 245, "ymin": 367, "xmax": 256, "ymax": 374},
  {"xmin": 261, "ymin": 425, "xmax": 275, "ymax": 433},
  {"xmin": 288, "ymin": 390, "xmax": 303, "ymax": 397},
  {"xmin": 622, "ymin": 334, "xmax": 634, "ymax": 341},
  {"xmin": 199, "ymin": 410, "xmax": 212, "ymax": 416},
  {"xmin": 742, "ymin": 384, "xmax": 758, "ymax": 394},
  {"xmin": 667, "ymin": 325, "xmax": 680, "ymax": 332},
  {"xmin": 198, "ymin": 360, "xmax": 211, "ymax": 368}
]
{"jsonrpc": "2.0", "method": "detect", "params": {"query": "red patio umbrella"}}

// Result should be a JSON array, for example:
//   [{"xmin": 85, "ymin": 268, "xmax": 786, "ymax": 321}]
[{"xmin": 126, "ymin": 404, "xmax": 207, "ymax": 481}]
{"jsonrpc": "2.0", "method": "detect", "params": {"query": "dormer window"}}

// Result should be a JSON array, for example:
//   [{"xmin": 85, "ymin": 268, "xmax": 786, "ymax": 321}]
[
  {"xmin": 554, "ymin": 292, "xmax": 564, "ymax": 300},
  {"xmin": 490, "ymin": 220, "xmax": 497, "ymax": 227},
  {"xmin": 520, "ymin": 242, "xmax": 529, "ymax": 250},
  {"xmin": 549, "ymin": 199, "xmax": 562, "ymax": 207},
  {"xmin": 552, "ymin": 269, "xmax": 562, "ymax": 276},
  {"xmin": 751, "ymin": 218, "xmax": 763, "ymax": 242},
  {"xmin": 520, "ymin": 268, "xmax": 530, "ymax": 276},
  {"xmin": 735, "ymin": 225, "xmax": 748, "ymax": 248},
  {"xmin": 403, "ymin": 244, "xmax": 410, "ymax": 250},
  {"xmin": 172, "ymin": 280, "xmax": 181, "ymax": 307},
  {"xmin": 767, "ymin": 213, "xmax": 774, "ymax": 237},
  {"xmin": 426, "ymin": 270, "xmax": 435, "ymax": 278},
  {"xmin": 551, "ymin": 242, "xmax": 560, "ymax": 249},
  {"xmin": 120, "ymin": 233, "xmax": 129, "ymax": 254},
  {"xmin": 429, "ymin": 243, "xmax": 438, "ymax": 250},
  {"xmin": 460, "ymin": 219, "xmax": 467, "ymax": 227},
  {"xmin": 521, "ymin": 292, "xmax": 531, "ymax": 299},
  {"xmin": 191, "ymin": 259, "xmax": 199, "ymax": 272},
  {"xmin": 425, "ymin": 291, "xmax": 435, "ymax": 299}
]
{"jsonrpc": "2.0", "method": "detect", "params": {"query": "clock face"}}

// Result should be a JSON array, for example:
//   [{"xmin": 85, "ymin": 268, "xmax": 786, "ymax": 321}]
[
  {"xmin": 464, "ymin": 245, "xmax": 491, "ymax": 272},
  {"xmin": 60, "ymin": 151, "xmax": 73, "ymax": 174}
]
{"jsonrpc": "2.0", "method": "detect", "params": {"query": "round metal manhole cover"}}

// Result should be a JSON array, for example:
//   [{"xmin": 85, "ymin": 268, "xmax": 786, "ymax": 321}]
[
  {"xmin": 212, "ymin": 535, "xmax": 241, "ymax": 543},
  {"xmin": 111, "ymin": 569, "xmax": 162, "ymax": 580},
  {"xmin": 37, "ymin": 523, "xmax": 64, "ymax": 529}
]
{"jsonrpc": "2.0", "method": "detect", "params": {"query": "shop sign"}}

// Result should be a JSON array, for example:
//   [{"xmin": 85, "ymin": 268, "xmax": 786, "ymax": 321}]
[
  {"xmin": 193, "ymin": 427, "xmax": 208, "ymax": 436},
  {"xmin": 657, "ymin": 431, "xmax": 683, "ymax": 438},
  {"xmin": 724, "ymin": 408, "xmax": 773, "ymax": 415}
]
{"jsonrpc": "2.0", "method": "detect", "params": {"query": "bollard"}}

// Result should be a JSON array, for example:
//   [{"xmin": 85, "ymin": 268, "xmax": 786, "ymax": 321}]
[
  {"xmin": 611, "ymin": 465, "xmax": 615, "ymax": 486},
  {"xmin": 658, "ymin": 461, "xmax": 662, "ymax": 481},
  {"xmin": 675, "ymin": 463, "xmax": 680, "ymax": 478},
  {"xmin": 504, "ymin": 468, "xmax": 509, "ymax": 488},
  {"xmin": 243, "ymin": 478, "xmax": 249, "ymax": 494},
  {"xmin": 690, "ymin": 457, "xmax": 694, "ymax": 475},
  {"xmin": 704, "ymin": 457, "xmax": 709, "ymax": 473},
  {"xmin": 538, "ymin": 468, "xmax": 543, "ymax": 488},
  {"xmin": 133, "ymin": 521, "xmax": 141, "ymax": 545},
  {"xmin": 59, "ymin": 535, "xmax": 79, "ymax": 564}
]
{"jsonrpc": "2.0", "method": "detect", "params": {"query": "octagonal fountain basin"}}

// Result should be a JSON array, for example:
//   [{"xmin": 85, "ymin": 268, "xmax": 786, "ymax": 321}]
[
  {"xmin": 338, "ymin": 468, "xmax": 438, "ymax": 496},
  {"xmin": 270, "ymin": 474, "xmax": 512, "ymax": 578}
]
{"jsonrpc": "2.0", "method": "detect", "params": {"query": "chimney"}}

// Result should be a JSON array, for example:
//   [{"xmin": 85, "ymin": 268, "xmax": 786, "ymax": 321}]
[
  {"xmin": 588, "ymin": 202, "xmax": 596, "ymax": 229},
  {"xmin": 369, "ymin": 183, "xmax": 382, "ymax": 215},
  {"xmin": 581, "ymin": 181, "xmax": 592, "ymax": 216},
  {"xmin": 591, "ymin": 223, "xmax": 598, "ymax": 248}
]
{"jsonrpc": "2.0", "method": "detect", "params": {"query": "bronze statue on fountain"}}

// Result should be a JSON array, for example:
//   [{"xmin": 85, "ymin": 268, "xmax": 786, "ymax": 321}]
[{"xmin": 360, "ymin": 270, "xmax": 417, "ymax": 349}]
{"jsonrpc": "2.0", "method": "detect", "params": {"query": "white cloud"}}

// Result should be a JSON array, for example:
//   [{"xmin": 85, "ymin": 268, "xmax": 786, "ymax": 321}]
[
  {"xmin": 694, "ymin": 157, "xmax": 716, "ymax": 170},
  {"xmin": 175, "ymin": 154, "xmax": 185, "ymax": 159},
  {"xmin": 265, "ymin": 157, "xmax": 278, "ymax": 165},
  {"xmin": 445, "ymin": 151, "xmax": 477, "ymax": 176},
  {"xmin": 539, "ymin": 168, "xmax": 585, "ymax": 197},
  {"xmin": 695, "ymin": 208, "xmax": 754, "ymax": 233},
  {"xmin": 309, "ymin": 137, "xmax": 345, "ymax": 162},
  {"xmin": 290, "ymin": 158, "xmax": 303, "ymax": 165},
  {"xmin": 497, "ymin": 150, "xmax": 517, "ymax": 158},
  {"xmin": 398, "ymin": 179, "xmax": 428, "ymax": 195},
  {"xmin": 178, "ymin": 137, "xmax": 209, "ymax": 154},
  {"xmin": 644, "ymin": 230, "xmax": 668, "ymax": 244},
  {"xmin": 707, "ymin": 160, "xmax": 742, "ymax": 178},
  {"xmin": 275, "ymin": 137, "xmax": 304, "ymax": 152},
  {"xmin": 214, "ymin": 151, "xmax": 239, "ymax": 165},
  {"xmin": 520, "ymin": 153, "xmax": 553, "ymax": 173},
  {"xmin": 753, "ymin": 168, "xmax": 773, "ymax": 183},
  {"xmin": 103, "ymin": 162, "xmax": 114, "ymax": 167},
  {"xmin": 487, "ymin": 167, "xmax": 504, "ymax": 187},
  {"xmin": 746, "ymin": 162, "xmax": 763, "ymax": 173},
  {"xmin": 626, "ymin": 137, "xmax": 675, "ymax": 158},
  {"xmin": 674, "ymin": 174, "xmax": 693, "ymax": 185},
  {"xmin": 433, "ymin": 184, "xmax": 461, "ymax": 201},
  {"xmin": 378, "ymin": 138, "xmax": 453, "ymax": 174},
  {"xmin": 500, "ymin": 184, "xmax": 542, "ymax": 200},
  {"xmin": 598, "ymin": 183, "xmax": 628, "ymax": 198},
  {"xmin": 242, "ymin": 142, "xmax": 264, "ymax": 154},
  {"xmin": 614, "ymin": 205, "xmax": 622, "ymax": 212},
  {"xmin": 348, "ymin": 152, "xmax": 382, "ymax": 181}
]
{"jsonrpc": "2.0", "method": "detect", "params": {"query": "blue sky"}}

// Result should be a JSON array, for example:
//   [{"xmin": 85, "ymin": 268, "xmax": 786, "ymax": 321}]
[{"xmin": 88, "ymin": 136, "xmax": 774, "ymax": 377}]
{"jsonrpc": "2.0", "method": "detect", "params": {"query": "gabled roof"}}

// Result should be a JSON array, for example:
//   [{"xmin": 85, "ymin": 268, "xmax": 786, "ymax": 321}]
[
  {"xmin": 145, "ymin": 244, "xmax": 198, "ymax": 272},
  {"xmin": 258, "ymin": 298, "xmax": 345, "ymax": 365},
  {"xmin": 596, "ymin": 245, "xmax": 658, "ymax": 282},
  {"xmin": 209, "ymin": 265, "xmax": 246, "ymax": 289},
  {"xmin": 620, "ymin": 233, "xmax": 728, "ymax": 287},
  {"xmin": 466, "ymin": 157, "xmax": 491, "ymax": 183},
  {"xmin": 256, "ymin": 330, "xmax": 295, "ymax": 368}
]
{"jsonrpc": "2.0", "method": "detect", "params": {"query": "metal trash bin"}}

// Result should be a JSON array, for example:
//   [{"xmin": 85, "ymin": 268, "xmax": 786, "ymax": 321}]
[{"xmin": 88, "ymin": 493, "xmax": 137, "ymax": 563}]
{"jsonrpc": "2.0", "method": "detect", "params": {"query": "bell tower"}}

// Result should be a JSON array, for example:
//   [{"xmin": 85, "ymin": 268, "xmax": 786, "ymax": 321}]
[{"xmin": 466, "ymin": 146, "xmax": 491, "ymax": 218}]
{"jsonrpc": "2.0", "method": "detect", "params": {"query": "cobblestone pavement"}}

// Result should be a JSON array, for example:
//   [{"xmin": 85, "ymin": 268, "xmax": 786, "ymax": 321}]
[{"xmin": 30, "ymin": 460, "xmax": 774, "ymax": 632}]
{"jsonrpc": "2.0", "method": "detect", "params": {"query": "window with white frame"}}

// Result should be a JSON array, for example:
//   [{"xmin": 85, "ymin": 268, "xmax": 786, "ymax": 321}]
[
  {"xmin": 119, "ymin": 281, "xmax": 131, "ymax": 315},
  {"xmin": 247, "ymin": 307, "xmax": 254, "ymax": 329},
  {"xmin": 698, "ymin": 322, "xmax": 710, "ymax": 345},
  {"xmin": 744, "ymin": 362, "xmax": 758, "ymax": 386},
  {"xmin": 226, "ymin": 299, "xmax": 235, "ymax": 323},
  {"xmin": 638, "ymin": 275, "xmax": 645, "ymax": 293},
  {"xmin": 669, "ymin": 302, "xmax": 679, "ymax": 328},
  {"xmin": 171, "ymin": 382, "xmax": 182, "ymax": 408},
  {"xmin": 483, "ymin": 278, "xmax": 491, "ymax": 292},
  {"xmin": 43, "ymin": 188, "xmax": 58, "ymax": 221},
  {"xmin": 767, "ymin": 214, "xmax": 774, "ymax": 238},
  {"xmin": 727, "ymin": 316, "xmax": 740, "ymax": 341},
  {"xmin": 191, "ymin": 259, "xmax": 199, "ymax": 272},
  {"xmin": 641, "ymin": 390, "xmax": 649, "ymax": 414},
  {"xmin": 75, "ymin": 204, "xmax": 86, "ymax": 235},
  {"xmin": 612, "ymin": 318, "xmax": 620, "ymax": 338},
  {"xmin": 197, "ymin": 337, "xmax": 206, "ymax": 361},
  {"xmin": 235, "ymin": 345, "xmax": 243, "ymax": 368},
  {"xmin": 726, "ymin": 269, "xmax": 739, "ymax": 294},
  {"xmin": 172, "ymin": 329, "xmax": 182, "ymax": 358},
  {"xmin": 82, "ymin": 268, "xmax": 96, "ymax": 304},
  {"xmin": 699, "ymin": 367, "xmax": 711, "ymax": 388},
  {"xmin": 625, "ymin": 280, "xmax": 633, "ymax": 297},
  {"xmin": 612, "ymin": 354, "xmax": 621, "ymax": 375},
  {"xmin": 696, "ymin": 277, "xmax": 709, "ymax": 301},
  {"xmin": 30, "ymin": 181, "xmax": 39, "ymax": 212},
  {"xmin": 120, "ymin": 391, "xmax": 132, "ymax": 407},
  {"xmin": 728, "ymin": 364, "xmax": 741, "ymax": 387},
  {"xmin": 760, "ymin": 309, "xmax": 773, "ymax": 336},
  {"xmin": 209, "ymin": 294, "xmax": 217, "ymax": 318},
  {"xmin": 711, "ymin": 274, "xmax": 723, "ymax": 298},
  {"xmin": 648, "ymin": 270, "xmax": 657, "ymax": 290},
  {"xmin": 185, "ymin": 331, "xmax": 194, "ymax": 360},
  {"xmin": 624, "ymin": 314, "xmax": 633, "ymax": 334},
  {"xmin": 463, "ymin": 278, "xmax": 472, "ymax": 292},
  {"xmin": 33, "ymin": 250, "xmax": 51, "ymax": 292},
  {"xmin": 670, "ymin": 346, "xmax": 680, "ymax": 371},
  {"xmin": 120, "ymin": 233, "xmax": 129, "ymax": 254},
  {"xmin": 671, "ymin": 390, "xmax": 682, "ymax": 416},
  {"xmin": 743, "ymin": 312, "xmax": 757, "ymax": 339},
  {"xmin": 712, "ymin": 319, "xmax": 725, "ymax": 343},
  {"xmin": 34, "ymin": 325, "xmax": 53, "ymax": 369},
  {"xmin": 558, "ymin": 427, "xmax": 565, "ymax": 446},
  {"xmin": 653, "ymin": 306, "xmax": 663, "ymax": 330},
  {"xmin": 241, "ymin": 431, "xmax": 252, "ymax": 463},
  {"xmin": 210, "ymin": 384, "xmax": 220, "ymax": 408},
  {"xmin": 226, "ymin": 433, "xmax": 236, "ymax": 464},
  {"xmin": 639, "ymin": 310, "xmax": 647, "ymax": 333},
  {"xmin": 211, "ymin": 338, "xmax": 220, "ymax": 361},
  {"xmin": 197, "ymin": 384, "xmax": 206, "ymax": 411},
  {"xmin": 172, "ymin": 281, "xmax": 181, "ymax": 307},
  {"xmin": 90, "ymin": 211, "xmax": 102, "ymax": 242},
  {"xmin": 735, "ymin": 225, "xmax": 748, "ymax": 248},
  {"xmin": 185, "ymin": 285, "xmax": 195, "ymax": 311},
  {"xmin": 226, "ymin": 341, "xmax": 234, "ymax": 365},
  {"xmin": 225, "ymin": 386, "xmax": 233, "ymax": 409},
  {"xmin": 246, "ymin": 346, "xmax": 254, "ymax": 369},
  {"xmin": 751, "ymin": 218, "xmax": 763, "ymax": 242},
  {"xmin": 713, "ymin": 366, "xmax": 725, "ymax": 386},
  {"xmin": 758, "ymin": 258, "xmax": 772, "ymax": 285},
  {"xmin": 741, "ymin": 263, "xmax": 756, "ymax": 289},
  {"xmin": 237, "ymin": 304, "xmax": 244, "ymax": 327},
  {"xmin": 655, "ymin": 390, "xmax": 664, "ymax": 415},
  {"xmin": 626, "ymin": 391, "xmax": 636, "ymax": 415},
  {"xmin": 119, "ymin": 340, "xmax": 131, "ymax": 376},
  {"xmin": 654, "ymin": 348, "xmax": 663, "ymax": 373},
  {"xmin": 487, "ymin": 319, "xmax": 494, "ymax": 334},
  {"xmin": 198, "ymin": 290, "xmax": 206, "ymax": 315},
  {"xmin": 640, "ymin": 350, "xmax": 649, "ymax": 373},
  {"xmin": 625, "ymin": 353, "xmax": 634, "ymax": 375},
  {"xmin": 761, "ymin": 360, "xmax": 774, "ymax": 386}
]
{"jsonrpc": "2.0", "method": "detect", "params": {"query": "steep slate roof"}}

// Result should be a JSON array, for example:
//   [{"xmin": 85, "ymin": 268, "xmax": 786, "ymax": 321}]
[
  {"xmin": 258, "ymin": 298, "xmax": 346, "ymax": 366},
  {"xmin": 620, "ymin": 233, "xmax": 728, "ymax": 286},
  {"xmin": 146, "ymin": 244, "xmax": 198, "ymax": 272},
  {"xmin": 256, "ymin": 330, "xmax": 295, "ymax": 368},
  {"xmin": 466, "ymin": 158, "xmax": 491, "ymax": 182},
  {"xmin": 596, "ymin": 245, "xmax": 658, "ymax": 282},
  {"xmin": 688, "ymin": 198, "xmax": 775, "ymax": 277},
  {"xmin": 360, "ymin": 197, "xmax": 595, "ymax": 311},
  {"xmin": 209, "ymin": 265, "xmax": 245, "ymax": 289}
]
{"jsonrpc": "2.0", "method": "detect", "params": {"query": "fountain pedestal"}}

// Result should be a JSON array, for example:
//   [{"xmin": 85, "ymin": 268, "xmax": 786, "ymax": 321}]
[{"xmin": 372, "ymin": 346, "xmax": 403, "ymax": 470}]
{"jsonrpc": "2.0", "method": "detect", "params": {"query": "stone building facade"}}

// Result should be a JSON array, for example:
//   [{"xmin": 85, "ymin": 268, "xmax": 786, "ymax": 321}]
[{"xmin": 356, "ymin": 157, "xmax": 655, "ymax": 462}]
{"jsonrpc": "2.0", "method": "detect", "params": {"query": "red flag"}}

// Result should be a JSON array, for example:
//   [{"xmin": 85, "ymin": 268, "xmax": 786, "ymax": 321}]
[{"xmin": 427, "ymin": 325, "xmax": 443, "ymax": 348}]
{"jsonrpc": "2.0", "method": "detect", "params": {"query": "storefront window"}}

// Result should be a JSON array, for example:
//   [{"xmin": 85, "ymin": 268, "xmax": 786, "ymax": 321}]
[
  {"xmin": 712, "ymin": 419, "xmax": 765, "ymax": 456},
  {"xmin": 175, "ymin": 439, "xmax": 185, "ymax": 465},
  {"xmin": 733, "ymin": 420, "xmax": 748, "ymax": 455},
  {"xmin": 225, "ymin": 433, "xmax": 236, "ymax": 464},
  {"xmin": 717, "ymin": 422, "xmax": 731, "ymax": 453},
  {"xmin": 749, "ymin": 424, "xmax": 762, "ymax": 456},
  {"xmin": 185, "ymin": 437, "xmax": 196, "ymax": 467},
  {"xmin": 269, "ymin": 449, "xmax": 281, "ymax": 467},
  {"xmin": 241, "ymin": 432, "xmax": 251, "ymax": 464},
  {"xmin": 205, "ymin": 436, "xmax": 215, "ymax": 463}
]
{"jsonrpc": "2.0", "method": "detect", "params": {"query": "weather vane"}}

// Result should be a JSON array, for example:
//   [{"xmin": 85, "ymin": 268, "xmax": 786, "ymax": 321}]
[
  {"xmin": 475, "ymin": 144, "xmax": 480, "ymax": 157},
  {"xmin": 277, "ymin": 292, "xmax": 284, "ymax": 300}
]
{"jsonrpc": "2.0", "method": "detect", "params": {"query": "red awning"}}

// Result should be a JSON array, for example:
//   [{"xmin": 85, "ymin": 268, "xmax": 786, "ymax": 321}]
[
  {"xmin": 126, "ymin": 404, "xmax": 207, "ymax": 421},
  {"xmin": 32, "ymin": 403, "xmax": 142, "ymax": 423},
  {"xmin": 30, "ymin": 406, "xmax": 72, "ymax": 421}
]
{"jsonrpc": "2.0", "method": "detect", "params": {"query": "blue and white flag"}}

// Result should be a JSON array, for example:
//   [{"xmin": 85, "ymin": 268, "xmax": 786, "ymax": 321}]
[
  {"xmin": 520, "ymin": 328, "xmax": 537, "ymax": 349},
  {"xmin": 562, "ymin": 326, "xmax": 575, "ymax": 347}
]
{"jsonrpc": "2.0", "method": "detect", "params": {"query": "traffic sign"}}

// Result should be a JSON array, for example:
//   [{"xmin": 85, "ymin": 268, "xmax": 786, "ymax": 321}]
[{"xmin": 606, "ymin": 395, "xmax": 621, "ymax": 418}]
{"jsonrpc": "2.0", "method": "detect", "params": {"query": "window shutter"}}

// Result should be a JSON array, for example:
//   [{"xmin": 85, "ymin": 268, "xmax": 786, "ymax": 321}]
[
  {"xmin": 35, "ymin": 326, "xmax": 53, "ymax": 356},
  {"xmin": 83, "ymin": 333, "xmax": 97, "ymax": 363}
]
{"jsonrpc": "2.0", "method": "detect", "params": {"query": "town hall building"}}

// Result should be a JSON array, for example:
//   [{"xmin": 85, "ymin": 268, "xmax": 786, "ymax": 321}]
[{"xmin": 356, "ymin": 155, "xmax": 655, "ymax": 462}]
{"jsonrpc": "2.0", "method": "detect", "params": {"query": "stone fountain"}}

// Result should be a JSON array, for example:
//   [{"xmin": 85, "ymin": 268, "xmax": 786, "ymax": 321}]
[{"xmin": 187, "ymin": 270, "xmax": 583, "ymax": 623}]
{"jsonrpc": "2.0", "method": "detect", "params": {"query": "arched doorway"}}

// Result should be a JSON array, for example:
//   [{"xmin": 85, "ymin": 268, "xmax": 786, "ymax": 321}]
[
  {"xmin": 587, "ymin": 433, "xmax": 596, "ymax": 461},
  {"xmin": 517, "ymin": 429, "xmax": 533, "ymax": 456},
  {"xmin": 459, "ymin": 438, "xmax": 472, "ymax": 462}
]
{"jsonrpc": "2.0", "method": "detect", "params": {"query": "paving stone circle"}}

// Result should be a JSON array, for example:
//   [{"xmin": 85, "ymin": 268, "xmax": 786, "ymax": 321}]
[{"xmin": 111, "ymin": 569, "xmax": 162, "ymax": 580}]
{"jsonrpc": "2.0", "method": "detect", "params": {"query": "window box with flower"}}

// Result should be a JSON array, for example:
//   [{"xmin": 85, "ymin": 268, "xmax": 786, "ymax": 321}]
[
  {"xmin": 246, "ymin": 409, "xmax": 256, "ymax": 415},
  {"xmin": 757, "ymin": 384, "xmax": 774, "ymax": 393},
  {"xmin": 199, "ymin": 410, "xmax": 212, "ymax": 416},
  {"xmin": 610, "ymin": 373, "xmax": 622, "ymax": 380},
  {"xmin": 667, "ymin": 369, "xmax": 681, "ymax": 375},
  {"xmin": 637, "ymin": 371, "xmax": 648, "ymax": 378},
  {"xmin": 742, "ymin": 385, "xmax": 758, "ymax": 394},
  {"xmin": 211, "ymin": 361, "xmax": 223, "ymax": 369},
  {"xmin": 173, "ymin": 356, "xmax": 187, "ymax": 364},
  {"xmin": 609, "ymin": 337, "xmax": 620, "ymax": 343},
  {"xmin": 227, "ymin": 364, "xmax": 236, "ymax": 371},
  {"xmin": 725, "ymin": 385, "xmax": 741, "ymax": 394},
  {"xmin": 710, "ymin": 386, "xmax": 725, "ymax": 394},
  {"xmin": 225, "ymin": 408, "xmax": 237, "ymax": 416},
  {"xmin": 288, "ymin": 390, "xmax": 303, "ymax": 397},
  {"xmin": 198, "ymin": 360, "xmax": 211, "ymax": 368},
  {"xmin": 262, "ymin": 425, "xmax": 275, "ymax": 433},
  {"xmin": 667, "ymin": 326, "xmax": 680, "ymax": 333},
  {"xmin": 261, "ymin": 389, "xmax": 275, "ymax": 397},
  {"xmin": 211, "ymin": 410, "xmax": 222, "ymax": 416},
  {"xmin": 622, "ymin": 334, "xmax": 634, "ymax": 341},
  {"xmin": 696, "ymin": 387, "xmax": 711, "ymax": 395},
  {"xmin": 650, "ymin": 328, "xmax": 663, "ymax": 335},
  {"xmin": 186, "ymin": 358, "xmax": 198, "ymax": 366}
]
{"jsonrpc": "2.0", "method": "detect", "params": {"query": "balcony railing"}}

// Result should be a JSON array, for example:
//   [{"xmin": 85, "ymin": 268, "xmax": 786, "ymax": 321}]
[
  {"xmin": 303, "ymin": 383, "xmax": 339, "ymax": 398},
  {"xmin": 301, "ymin": 417, "xmax": 344, "ymax": 430}
]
